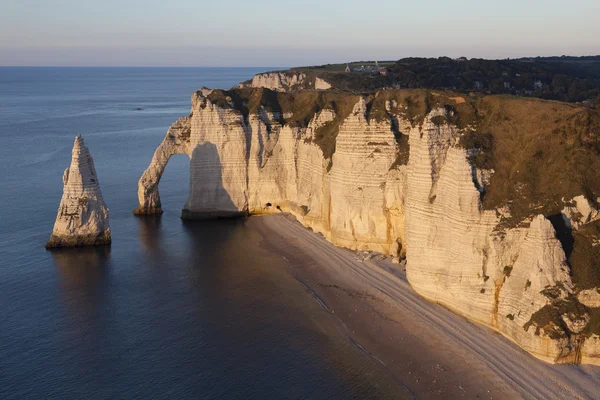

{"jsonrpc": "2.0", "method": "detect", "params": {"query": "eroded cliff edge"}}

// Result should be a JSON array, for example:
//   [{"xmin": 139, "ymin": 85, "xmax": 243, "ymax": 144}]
[{"xmin": 136, "ymin": 87, "xmax": 600, "ymax": 365}]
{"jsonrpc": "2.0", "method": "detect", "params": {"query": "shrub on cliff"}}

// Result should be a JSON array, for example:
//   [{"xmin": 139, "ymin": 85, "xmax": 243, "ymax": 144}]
[{"xmin": 459, "ymin": 130, "xmax": 494, "ymax": 170}]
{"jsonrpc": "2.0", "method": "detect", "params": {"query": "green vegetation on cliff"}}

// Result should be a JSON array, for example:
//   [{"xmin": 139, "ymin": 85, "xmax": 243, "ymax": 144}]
[
  {"xmin": 206, "ymin": 88, "xmax": 361, "ymax": 160},
  {"xmin": 388, "ymin": 56, "xmax": 600, "ymax": 103},
  {"xmin": 288, "ymin": 56, "xmax": 600, "ymax": 104},
  {"xmin": 472, "ymin": 96, "xmax": 600, "ymax": 220}
]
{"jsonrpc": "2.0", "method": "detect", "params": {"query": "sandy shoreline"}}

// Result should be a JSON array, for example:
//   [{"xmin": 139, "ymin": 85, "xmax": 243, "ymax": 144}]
[{"xmin": 250, "ymin": 214, "xmax": 600, "ymax": 399}]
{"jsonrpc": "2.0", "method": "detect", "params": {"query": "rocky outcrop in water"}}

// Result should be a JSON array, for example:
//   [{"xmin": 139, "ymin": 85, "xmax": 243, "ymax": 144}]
[
  {"xmin": 134, "ymin": 117, "xmax": 192, "ymax": 215},
  {"xmin": 46, "ymin": 135, "xmax": 110, "ymax": 248},
  {"xmin": 135, "ymin": 87, "xmax": 600, "ymax": 365}
]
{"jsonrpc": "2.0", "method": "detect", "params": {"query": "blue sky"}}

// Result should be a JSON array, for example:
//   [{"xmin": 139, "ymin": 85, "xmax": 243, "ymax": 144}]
[{"xmin": 1, "ymin": 0, "xmax": 598, "ymax": 66}]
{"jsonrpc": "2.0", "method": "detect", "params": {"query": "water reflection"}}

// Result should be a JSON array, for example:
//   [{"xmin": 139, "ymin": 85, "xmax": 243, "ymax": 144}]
[
  {"xmin": 181, "ymin": 219, "xmax": 243, "ymax": 294},
  {"xmin": 180, "ymin": 218, "xmax": 269, "ymax": 287},
  {"xmin": 179, "ymin": 218, "xmax": 403, "ymax": 399},
  {"xmin": 52, "ymin": 245, "xmax": 112, "ymax": 319},
  {"xmin": 51, "ymin": 246, "xmax": 114, "ymax": 379},
  {"xmin": 180, "ymin": 218, "xmax": 331, "ymax": 340},
  {"xmin": 137, "ymin": 214, "xmax": 164, "ymax": 257},
  {"xmin": 52, "ymin": 246, "xmax": 112, "ymax": 287}
]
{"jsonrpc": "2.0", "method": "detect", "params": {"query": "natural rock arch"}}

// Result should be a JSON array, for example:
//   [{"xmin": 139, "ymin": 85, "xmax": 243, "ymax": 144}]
[
  {"xmin": 134, "ymin": 116, "xmax": 238, "ymax": 218},
  {"xmin": 133, "ymin": 117, "xmax": 192, "ymax": 215}
]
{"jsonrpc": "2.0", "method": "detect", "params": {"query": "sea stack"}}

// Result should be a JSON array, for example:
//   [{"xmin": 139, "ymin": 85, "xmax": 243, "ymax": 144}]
[{"xmin": 46, "ymin": 135, "xmax": 111, "ymax": 248}]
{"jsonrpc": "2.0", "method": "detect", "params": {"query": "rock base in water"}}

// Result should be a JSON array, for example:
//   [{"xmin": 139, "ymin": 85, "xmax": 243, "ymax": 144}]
[
  {"xmin": 45, "ymin": 230, "xmax": 111, "ymax": 249},
  {"xmin": 47, "ymin": 135, "xmax": 111, "ymax": 248},
  {"xmin": 133, "ymin": 206, "xmax": 164, "ymax": 216}
]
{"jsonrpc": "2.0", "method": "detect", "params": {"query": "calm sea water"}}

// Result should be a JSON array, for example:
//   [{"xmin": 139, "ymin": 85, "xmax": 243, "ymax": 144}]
[{"xmin": 0, "ymin": 68, "xmax": 402, "ymax": 399}]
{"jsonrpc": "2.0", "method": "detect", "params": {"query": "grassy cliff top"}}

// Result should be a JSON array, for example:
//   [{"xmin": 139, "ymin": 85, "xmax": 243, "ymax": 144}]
[
  {"xmin": 204, "ymin": 87, "xmax": 474, "ymax": 126},
  {"xmin": 204, "ymin": 87, "xmax": 599, "ymax": 214},
  {"xmin": 278, "ymin": 56, "xmax": 600, "ymax": 104}
]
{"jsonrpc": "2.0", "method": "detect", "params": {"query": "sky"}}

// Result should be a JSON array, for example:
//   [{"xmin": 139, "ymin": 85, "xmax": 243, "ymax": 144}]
[{"xmin": 1, "ymin": 0, "xmax": 599, "ymax": 66}]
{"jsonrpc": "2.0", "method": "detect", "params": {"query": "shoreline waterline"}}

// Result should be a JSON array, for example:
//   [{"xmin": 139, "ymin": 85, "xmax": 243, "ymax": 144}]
[{"xmin": 249, "ymin": 213, "xmax": 600, "ymax": 399}]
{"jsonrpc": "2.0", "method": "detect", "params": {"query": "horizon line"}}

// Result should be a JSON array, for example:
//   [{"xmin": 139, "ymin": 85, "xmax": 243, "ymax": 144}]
[
  {"xmin": 0, "ymin": 65, "xmax": 288, "ymax": 68},
  {"xmin": 2, "ymin": 54, "xmax": 599, "ymax": 69}
]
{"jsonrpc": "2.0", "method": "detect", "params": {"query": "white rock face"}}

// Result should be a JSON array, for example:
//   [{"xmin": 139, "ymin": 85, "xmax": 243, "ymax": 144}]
[
  {"xmin": 578, "ymin": 289, "xmax": 600, "ymax": 307},
  {"xmin": 315, "ymin": 77, "xmax": 332, "ymax": 90},
  {"xmin": 238, "ymin": 71, "xmax": 307, "ymax": 92},
  {"xmin": 238, "ymin": 71, "xmax": 332, "ymax": 92},
  {"xmin": 562, "ymin": 195, "xmax": 600, "ymax": 230},
  {"xmin": 134, "ymin": 117, "xmax": 191, "ymax": 214},
  {"xmin": 402, "ymin": 113, "xmax": 586, "ymax": 363},
  {"xmin": 47, "ymin": 135, "xmax": 110, "ymax": 248},
  {"xmin": 136, "ymin": 90, "xmax": 600, "ymax": 365}
]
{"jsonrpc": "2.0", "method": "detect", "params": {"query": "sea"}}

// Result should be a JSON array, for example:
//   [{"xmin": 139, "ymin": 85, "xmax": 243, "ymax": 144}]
[{"xmin": 0, "ymin": 68, "xmax": 403, "ymax": 399}]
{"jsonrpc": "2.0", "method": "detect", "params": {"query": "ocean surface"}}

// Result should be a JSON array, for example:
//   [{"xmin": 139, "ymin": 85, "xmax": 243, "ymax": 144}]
[{"xmin": 0, "ymin": 68, "xmax": 402, "ymax": 399}]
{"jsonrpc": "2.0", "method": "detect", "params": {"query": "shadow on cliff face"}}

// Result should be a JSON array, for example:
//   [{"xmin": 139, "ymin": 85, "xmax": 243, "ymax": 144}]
[
  {"xmin": 182, "ymin": 142, "xmax": 242, "ymax": 219},
  {"xmin": 548, "ymin": 214, "xmax": 574, "ymax": 259}
]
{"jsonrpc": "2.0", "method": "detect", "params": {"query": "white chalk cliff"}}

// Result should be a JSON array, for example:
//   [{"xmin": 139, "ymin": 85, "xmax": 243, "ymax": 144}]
[
  {"xmin": 238, "ymin": 71, "xmax": 331, "ymax": 91},
  {"xmin": 47, "ymin": 135, "xmax": 110, "ymax": 248},
  {"xmin": 136, "ymin": 88, "xmax": 600, "ymax": 365}
]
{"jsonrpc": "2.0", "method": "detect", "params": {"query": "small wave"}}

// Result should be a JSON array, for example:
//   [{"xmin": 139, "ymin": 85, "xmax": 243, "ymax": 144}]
[
  {"xmin": 10, "ymin": 109, "xmax": 106, "ymax": 125},
  {"xmin": 19, "ymin": 146, "xmax": 66, "ymax": 166}
]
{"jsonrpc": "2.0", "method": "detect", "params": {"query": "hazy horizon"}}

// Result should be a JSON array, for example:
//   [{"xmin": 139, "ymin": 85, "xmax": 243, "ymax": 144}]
[
  {"xmin": 2, "ymin": 0, "xmax": 599, "ymax": 67},
  {"xmin": 2, "ymin": 48, "xmax": 600, "ymax": 68}
]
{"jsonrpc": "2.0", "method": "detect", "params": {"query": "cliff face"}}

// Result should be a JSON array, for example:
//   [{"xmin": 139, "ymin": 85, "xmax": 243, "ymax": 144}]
[
  {"xmin": 238, "ymin": 71, "xmax": 331, "ymax": 92},
  {"xmin": 47, "ymin": 135, "xmax": 110, "ymax": 248},
  {"xmin": 136, "ymin": 88, "xmax": 600, "ymax": 364},
  {"xmin": 404, "ymin": 114, "xmax": 595, "ymax": 363}
]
